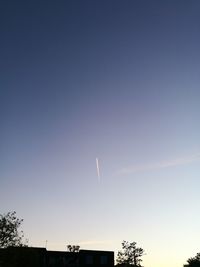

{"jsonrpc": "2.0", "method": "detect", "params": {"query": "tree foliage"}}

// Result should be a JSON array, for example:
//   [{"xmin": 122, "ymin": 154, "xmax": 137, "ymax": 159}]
[
  {"xmin": 67, "ymin": 244, "xmax": 80, "ymax": 252},
  {"xmin": 116, "ymin": 241, "xmax": 145, "ymax": 267},
  {"xmin": 0, "ymin": 211, "xmax": 27, "ymax": 248},
  {"xmin": 187, "ymin": 253, "xmax": 200, "ymax": 267}
]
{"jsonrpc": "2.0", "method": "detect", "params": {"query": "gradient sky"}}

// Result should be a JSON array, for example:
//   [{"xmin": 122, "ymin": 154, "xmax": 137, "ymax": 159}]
[{"xmin": 1, "ymin": 1, "xmax": 200, "ymax": 267}]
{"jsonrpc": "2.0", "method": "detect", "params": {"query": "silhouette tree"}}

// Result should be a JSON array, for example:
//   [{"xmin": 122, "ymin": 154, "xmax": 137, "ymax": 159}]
[
  {"xmin": 116, "ymin": 241, "xmax": 145, "ymax": 267},
  {"xmin": 0, "ymin": 211, "xmax": 27, "ymax": 248},
  {"xmin": 187, "ymin": 253, "xmax": 200, "ymax": 267},
  {"xmin": 67, "ymin": 244, "xmax": 80, "ymax": 252}
]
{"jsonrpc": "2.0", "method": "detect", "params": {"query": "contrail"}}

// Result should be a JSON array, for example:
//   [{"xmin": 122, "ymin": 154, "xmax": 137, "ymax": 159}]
[{"xmin": 96, "ymin": 158, "xmax": 100, "ymax": 182}]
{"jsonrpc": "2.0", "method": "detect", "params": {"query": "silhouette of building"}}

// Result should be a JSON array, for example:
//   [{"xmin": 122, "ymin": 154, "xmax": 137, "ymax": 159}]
[{"xmin": 0, "ymin": 247, "xmax": 114, "ymax": 267}]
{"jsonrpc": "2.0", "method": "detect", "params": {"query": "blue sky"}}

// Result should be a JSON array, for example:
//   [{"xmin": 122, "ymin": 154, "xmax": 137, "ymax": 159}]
[{"xmin": 1, "ymin": 1, "xmax": 200, "ymax": 267}]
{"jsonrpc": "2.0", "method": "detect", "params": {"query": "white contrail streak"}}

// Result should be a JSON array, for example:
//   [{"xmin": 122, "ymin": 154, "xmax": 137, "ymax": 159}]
[
  {"xmin": 96, "ymin": 158, "xmax": 100, "ymax": 182},
  {"xmin": 117, "ymin": 153, "xmax": 200, "ymax": 175}
]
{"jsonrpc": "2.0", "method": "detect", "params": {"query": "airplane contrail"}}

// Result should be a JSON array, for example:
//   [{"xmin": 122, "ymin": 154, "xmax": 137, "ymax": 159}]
[{"xmin": 96, "ymin": 158, "xmax": 100, "ymax": 182}]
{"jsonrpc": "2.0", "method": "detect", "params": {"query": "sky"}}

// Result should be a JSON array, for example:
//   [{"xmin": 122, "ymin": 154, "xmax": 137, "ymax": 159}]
[{"xmin": 1, "ymin": 1, "xmax": 200, "ymax": 267}]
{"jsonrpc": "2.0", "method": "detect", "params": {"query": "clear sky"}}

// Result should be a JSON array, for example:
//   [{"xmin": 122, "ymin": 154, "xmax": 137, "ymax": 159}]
[{"xmin": 1, "ymin": 1, "xmax": 200, "ymax": 267}]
